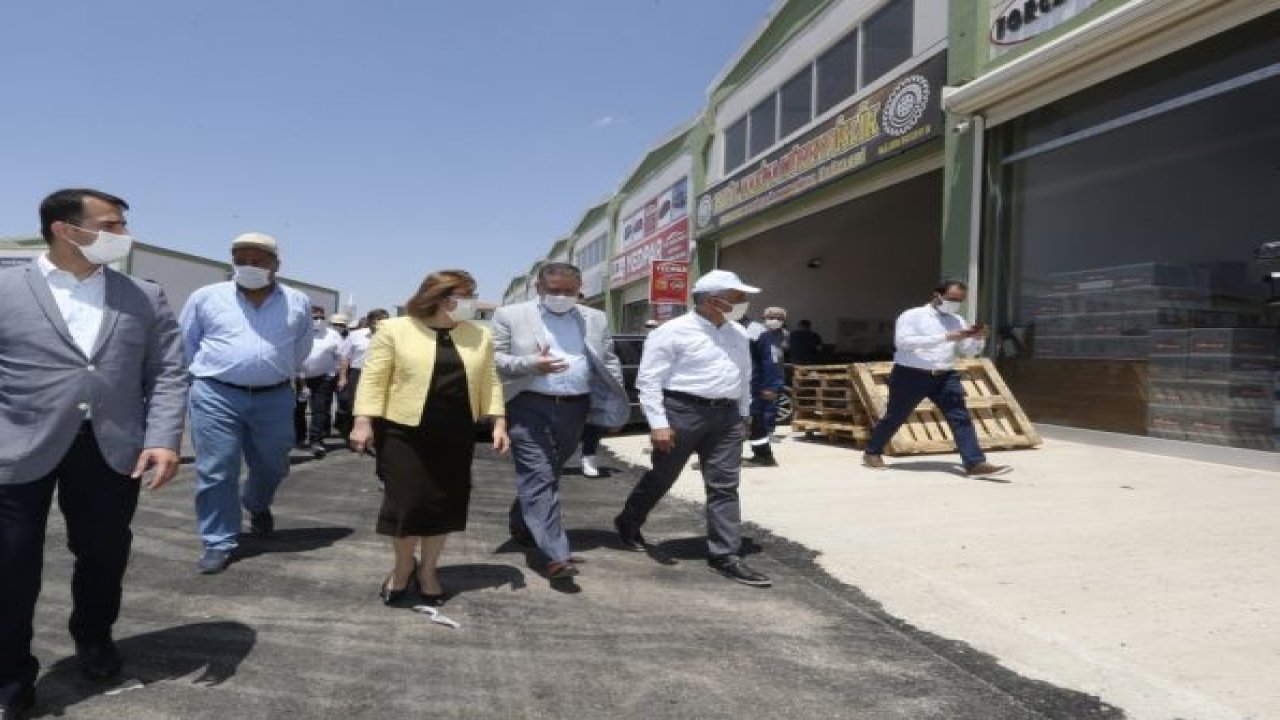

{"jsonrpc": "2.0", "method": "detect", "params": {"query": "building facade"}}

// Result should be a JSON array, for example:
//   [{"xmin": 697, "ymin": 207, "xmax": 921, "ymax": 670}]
[{"xmin": 501, "ymin": 0, "xmax": 1279, "ymax": 456}]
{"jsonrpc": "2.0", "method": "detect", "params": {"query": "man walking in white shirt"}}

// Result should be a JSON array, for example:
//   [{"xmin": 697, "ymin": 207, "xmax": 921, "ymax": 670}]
[
  {"xmin": 298, "ymin": 306, "xmax": 344, "ymax": 459},
  {"xmin": 863, "ymin": 281, "xmax": 1010, "ymax": 477},
  {"xmin": 335, "ymin": 308, "xmax": 389, "ymax": 440},
  {"xmin": 614, "ymin": 270, "xmax": 771, "ymax": 588}
]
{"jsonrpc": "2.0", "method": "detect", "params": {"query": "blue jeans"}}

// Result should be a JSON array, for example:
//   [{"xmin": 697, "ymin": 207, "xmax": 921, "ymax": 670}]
[
  {"xmin": 506, "ymin": 393, "xmax": 589, "ymax": 565},
  {"xmin": 865, "ymin": 365, "xmax": 986, "ymax": 468},
  {"xmin": 190, "ymin": 379, "xmax": 295, "ymax": 551}
]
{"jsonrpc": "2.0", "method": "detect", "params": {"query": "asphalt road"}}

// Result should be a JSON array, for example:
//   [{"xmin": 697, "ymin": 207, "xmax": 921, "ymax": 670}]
[{"xmin": 28, "ymin": 440, "xmax": 1123, "ymax": 719}]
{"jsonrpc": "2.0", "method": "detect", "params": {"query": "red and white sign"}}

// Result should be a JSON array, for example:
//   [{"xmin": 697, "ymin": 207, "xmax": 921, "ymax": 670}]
[
  {"xmin": 610, "ymin": 217, "xmax": 690, "ymax": 285},
  {"xmin": 649, "ymin": 260, "xmax": 689, "ymax": 305}
]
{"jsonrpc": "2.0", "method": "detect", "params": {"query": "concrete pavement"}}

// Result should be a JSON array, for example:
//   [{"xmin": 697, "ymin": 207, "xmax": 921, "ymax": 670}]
[
  {"xmin": 603, "ymin": 431, "xmax": 1280, "ymax": 720},
  {"xmin": 26, "ymin": 443, "xmax": 1117, "ymax": 719}
]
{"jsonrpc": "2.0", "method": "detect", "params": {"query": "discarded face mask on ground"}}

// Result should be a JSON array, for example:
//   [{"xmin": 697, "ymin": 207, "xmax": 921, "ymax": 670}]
[{"xmin": 411, "ymin": 605, "xmax": 460, "ymax": 629}]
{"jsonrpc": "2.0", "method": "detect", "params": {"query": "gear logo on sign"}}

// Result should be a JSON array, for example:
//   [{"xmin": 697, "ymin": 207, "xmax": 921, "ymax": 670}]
[{"xmin": 881, "ymin": 75, "xmax": 930, "ymax": 137}]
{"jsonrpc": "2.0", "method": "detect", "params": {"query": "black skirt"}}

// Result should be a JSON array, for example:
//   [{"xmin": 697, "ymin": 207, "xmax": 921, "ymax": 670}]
[{"xmin": 375, "ymin": 328, "xmax": 474, "ymax": 537}]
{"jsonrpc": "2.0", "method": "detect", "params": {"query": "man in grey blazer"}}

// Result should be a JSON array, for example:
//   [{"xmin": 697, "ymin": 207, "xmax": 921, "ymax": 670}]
[
  {"xmin": 494, "ymin": 262, "xmax": 627, "ymax": 580},
  {"xmin": 0, "ymin": 189, "xmax": 188, "ymax": 717}
]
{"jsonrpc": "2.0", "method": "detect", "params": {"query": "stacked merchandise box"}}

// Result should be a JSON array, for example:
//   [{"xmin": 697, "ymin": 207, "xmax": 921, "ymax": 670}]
[
  {"xmin": 1031, "ymin": 263, "xmax": 1210, "ymax": 360},
  {"xmin": 1146, "ymin": 328, "xmax": 1278, "ymax": 449}
]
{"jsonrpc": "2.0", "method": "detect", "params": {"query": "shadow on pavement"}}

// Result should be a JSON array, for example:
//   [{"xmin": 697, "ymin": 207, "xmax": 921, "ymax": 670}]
[
  {"xmin": 879, "ymin": 460, "xmax": 965, "ymax": 476},
  {"xmin": 438, "ymin": 563, "xmax": 527, "ymax": 595},
  {"xmin": 235, "ymin": 526, "xmax": 354, "ymax": 561},
  {"xmin": 652, "ymin": 535, "xmax": 764, "ymax": 561},
  {"xmin": 33, "ymin": 621, "xmax": 256, "ymax": 718}
]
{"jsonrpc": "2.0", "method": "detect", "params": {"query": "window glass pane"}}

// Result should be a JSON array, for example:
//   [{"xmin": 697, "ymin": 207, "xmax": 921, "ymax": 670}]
[
  {"xmin": 816, "ymin": 29, "xmax": 858, "ymax": 114},
  {"xmin": 748, "ymin": 94, "xmax": 777, "ymax": 158},
  {"xmin": 863, "ymin": 0, "xmax": 913, "ymax": 87},
  {"xmin": 779, "ymin": 67, "xmax": 813, "ymax": 138},
  {"xmin": 725, "ymin": 117, "xmax": 747, "ymax": 171}
]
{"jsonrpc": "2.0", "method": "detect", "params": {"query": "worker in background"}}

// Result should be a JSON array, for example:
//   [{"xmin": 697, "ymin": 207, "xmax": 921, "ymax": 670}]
[
  {"xmin": 742, "ymin": 308, "xmax": 785, "ymax": 467},
  {"xmin": 788, "ymin": 319, "xmax": 823, "ymax": 364}
]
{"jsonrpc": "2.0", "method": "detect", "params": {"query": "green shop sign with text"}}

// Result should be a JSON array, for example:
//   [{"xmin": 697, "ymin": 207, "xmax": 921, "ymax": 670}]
[{"xmin": 696, "ymin": 52, "xmax": 945, "ymax": 236}]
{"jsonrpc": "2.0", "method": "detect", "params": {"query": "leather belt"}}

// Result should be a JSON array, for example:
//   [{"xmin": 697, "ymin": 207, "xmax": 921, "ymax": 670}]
[
  {"xmin": 663, "ymin": 390, "xmax": 736, "ymax": 407},
  {"xmin": 203, "ymin": 377, "xmax": 292, "ymax": 394},
  {"xmin": 522, "ymin": 391, "xmax": 590, "ymax": 404},
  {"xmin": 896, "ymin": 365, "xmax": 955, "ymax": 377}
]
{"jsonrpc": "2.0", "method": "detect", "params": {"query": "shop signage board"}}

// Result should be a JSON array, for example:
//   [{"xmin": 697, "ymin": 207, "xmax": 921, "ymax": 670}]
[
  {"xmin": 649, "ymin": 260, "xmax": 689, "ymax": 305},
  {"xmin": 611, "ymin": 176, "xmax": 691, "ymax": 286},
  {"xmin": 989, "ymin": 0, "xmax": 1099, "ymax": 57},
  {"xmin": 696, "ymin": 52, "xmax": 946, "ymax": 236}
]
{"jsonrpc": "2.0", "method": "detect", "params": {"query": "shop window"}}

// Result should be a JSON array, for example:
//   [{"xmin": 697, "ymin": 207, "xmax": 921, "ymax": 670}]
[
  {"xmin": 991, "ymin": 13, "xmax": 1280, "ymax": 453},
  {"xmin": 779, "ymin": 66, "xmax": 813, "ymax": 139},
  {"xmin": 862, "ymin": 0, "xmax": 913, "ymax": 87},
  {"xmin": 816, "ymin": 29, "xmax": 858, "ymax": 115},
  {"xmin": 748, "ymin": 94, "xmax": 777, "ymax": 159},
  {"xmin": 725, "ymin": 117, "xmax": 747, "ymax": 172}
]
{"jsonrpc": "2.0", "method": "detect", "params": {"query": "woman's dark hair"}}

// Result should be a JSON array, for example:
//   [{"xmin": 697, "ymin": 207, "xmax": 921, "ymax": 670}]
[
  {"xmin": 934, "ymin": 280, "xmax": 968, "ymax": 295},
  {"xmin": 39, "ymin": 188, "xmax": 129, "ymax": 241},
  {"xmin": 405, "ymin": 270, "xmax": 476, "ymax": 319}
]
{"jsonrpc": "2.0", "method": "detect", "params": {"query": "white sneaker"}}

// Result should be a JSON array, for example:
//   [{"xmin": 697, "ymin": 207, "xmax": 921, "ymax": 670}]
[{"xmin": 581, "ymin": 455, "xmax": 600, "ymax": 478}]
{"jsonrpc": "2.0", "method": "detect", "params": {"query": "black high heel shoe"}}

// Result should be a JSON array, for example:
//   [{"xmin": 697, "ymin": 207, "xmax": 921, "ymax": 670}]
[
  {"xmin": 380, "ymin": 561, "xmax": 417, "ymax": 607},
  {"xmin": 415, "ymin": 568, "xmax": 446, "ymax": 607}
]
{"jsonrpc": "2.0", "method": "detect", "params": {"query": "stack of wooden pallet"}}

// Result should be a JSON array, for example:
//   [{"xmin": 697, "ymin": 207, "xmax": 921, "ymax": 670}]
[
  {"xmin": 790, "ymin": 359, "xmax": 1041, "ymax": 455},
  {"xmin": 790, "ymin": 365, "xmax": 870, "ymax": 444}
]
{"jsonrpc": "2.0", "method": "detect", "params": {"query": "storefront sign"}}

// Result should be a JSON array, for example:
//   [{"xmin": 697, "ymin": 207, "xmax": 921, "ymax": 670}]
[
  {"xmin": 649, "ymin": 260, "xmax": 689, "ymax": 305},
  {"xmin": 696, "ymin": 53, "xmax": 945, "ymax": 235},
  {"xmin": 610, "ymin": 217, "xmax": 690, "ymax": 285},
  {"xmin": 989, "ymin": 0, "xmax": 1098, "ymax": 56}
]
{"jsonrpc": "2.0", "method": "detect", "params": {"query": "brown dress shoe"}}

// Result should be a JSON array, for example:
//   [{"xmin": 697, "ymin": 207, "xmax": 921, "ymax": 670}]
[
  {"xmin": 862, "ymin": 453, "xmax": 887, "ymax": 470},
  {"xmin": 547, "ymin": 561, "xmax": 580, "ymax": 579},
  {"xmin": 965, "ymin": 462, "xmax": 1012, "ymax": 477}
]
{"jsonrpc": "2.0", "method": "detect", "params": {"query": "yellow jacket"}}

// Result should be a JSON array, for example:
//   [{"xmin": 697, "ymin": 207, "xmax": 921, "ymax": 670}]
[{"xmin": 353, "ymin": 317, "xmax": 505, "ymax": 425}]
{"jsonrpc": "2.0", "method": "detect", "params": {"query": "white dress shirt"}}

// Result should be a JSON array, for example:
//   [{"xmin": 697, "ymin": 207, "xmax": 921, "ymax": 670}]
[
  {"xmin": 341, "ymin": 328, "xmax": 373, "ymax": 370},
  {"xmin": 301, "ymin": 327, "xmax": 344, "ymax": 378},
  {"xmin": 526, "ymin": 306, "xmax": 592, "ymax": 396},
  {"xmin": 637, "ymin": 311, "xmax": 752, "ymax": 429},
  {"xmin": 893, "ymin": 304, "xmax": 984, "ymax": 371},
  {"xmin": 37, "ymin": 253, "xmax": 105, "ymax": 358}
]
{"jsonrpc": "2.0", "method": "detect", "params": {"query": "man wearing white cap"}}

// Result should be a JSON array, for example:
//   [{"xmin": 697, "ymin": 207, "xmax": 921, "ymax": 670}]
[
  {"xmin": 179, "ymin": 233, "xmax": 314, "ymax": 574},
  {"xmin": 614, "ymin": 269, "xmax": 772, "ymax": 588}
]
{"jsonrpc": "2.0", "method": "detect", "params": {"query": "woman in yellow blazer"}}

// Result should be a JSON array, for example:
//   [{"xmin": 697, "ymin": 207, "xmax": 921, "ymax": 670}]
[{"xmin": 350, "ymin": 269, "xmax": 508, "ymax": 607}]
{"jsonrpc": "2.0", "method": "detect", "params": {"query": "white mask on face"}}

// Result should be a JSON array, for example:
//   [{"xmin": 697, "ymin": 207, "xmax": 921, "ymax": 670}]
[
  {"xmin": 723, "ymin": 301, "xmax": 750, "ymax": 322},
  {"xmin": 312, "ymin": 319, "xmax": 326, "ymax": 331},
  {"xmin": 447, "ymin": 298, "xmax": 477, "ymax": 323},
  {"xmin": 542, "ymin": 294, "xmax": 577, "ymax": 314},
  {"xmin": 233, "ymin": 265, "xmax": 272, "ymax": 290},
  {"xmin": 72, "ymin": 227, "xmax": 133, "ymax": 265},
  {"xmin": 764, "ymin": 318, "xmax": 784, "ymax": 330},
  {"xmin": 936, "ymin": 299, "xmax": 963, "ymax": 315}
]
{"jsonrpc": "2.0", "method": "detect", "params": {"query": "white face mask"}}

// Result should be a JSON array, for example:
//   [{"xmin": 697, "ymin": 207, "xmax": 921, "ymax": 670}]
[
  {"xmin": 312, "ymin": 319, "xmax": 326, "ymax": 331},
  {"xmin": 936, "ymin": 299, "xmax": 963, "ymax": 315},
  {"xmin": 764, "ymin": 318, "xmax": 784, "ymax": 330},
  {"xmin": 233, "ymin": 264, "xmax": 272, "ymax": 290},
  {"xmin": 542, "ymin": 294, "xmax": 577, "ymax": 314},
  {"xmin": 447, "ymin": 298, "xmax": 477, "ymax": 323},
  {"xmin": 72, "ymin": 227, "xmax": 133, "ymax": 265},
  {"xmin": 723, "ymin": 301, "xmax": 750, "ymax": 322}
]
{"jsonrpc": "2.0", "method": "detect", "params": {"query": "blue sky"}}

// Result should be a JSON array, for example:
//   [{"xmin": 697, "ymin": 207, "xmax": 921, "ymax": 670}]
[{"xmin": 0, "ymin": 0, "xmax": 773, "ymax": 312}]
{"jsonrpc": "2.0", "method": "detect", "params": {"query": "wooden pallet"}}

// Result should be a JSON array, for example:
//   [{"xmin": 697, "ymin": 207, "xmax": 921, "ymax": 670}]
[
  {"xmin": 793, "ymin": 364, "xmax": 855, "ymax": 389},
  {"xmin": 792, "ymin": 418, "xmax": 869, "ymax": 445},
  {"xmin": 848, "ymin": 359, "xmax": 1041, "ymax": 455}
]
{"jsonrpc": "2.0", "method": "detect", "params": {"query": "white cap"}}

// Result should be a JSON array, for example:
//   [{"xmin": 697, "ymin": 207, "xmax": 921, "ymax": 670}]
[
  {"xmin": 693, "ymin": 269, "xmax": 760, "ymax": 294},
  {"xmin": 231, "ymin": 232, "xmax": 279, "ymax": 256},
  {"xmin": 330, "ymin": 314, "xmax": 349, "ymax": 326}
]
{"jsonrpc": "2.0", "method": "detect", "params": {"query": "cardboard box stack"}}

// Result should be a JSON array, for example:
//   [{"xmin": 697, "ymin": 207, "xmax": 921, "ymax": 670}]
[
  {"xmin": 1030, "ymin": 263, "xmax": 1212, "ymax": 360},
  {"xmin": 1146, "ymin": 328, "xmax": 1279, "ymax": 450}
]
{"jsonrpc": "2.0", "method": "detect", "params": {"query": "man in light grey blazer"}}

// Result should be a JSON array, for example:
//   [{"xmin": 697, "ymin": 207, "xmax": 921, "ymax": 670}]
[
  {"xmin": 0, "ymin": 189, "xmax": 188, "ymax": 717},
  {"xmin": 494, "ymin": 262, "xmax": 627, "ymax": 581}
]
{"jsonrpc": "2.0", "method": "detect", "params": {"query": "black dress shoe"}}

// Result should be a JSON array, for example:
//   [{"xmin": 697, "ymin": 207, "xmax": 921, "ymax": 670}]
[
  {"xmin": 0, "ymin": 686, "xmax": 35, "ymax": 720},
  {"xmin": 311, "ymin": 442, "xmax": 328, "ymax": 459},
  {"xmin": 744, "ymin": 455, "xmax": 779, "ymax": 467},
  {"xmin": 76, "ymin": 642, "xmax": 123, "ymax": 681},
  {"xmin": 708, "ymin": 557, "xmax": 772, "ymax": 588},
  {"xmin": 613, "ymin": 514, "xmax": 646, "ymax": 552},
  {"xmin": 249, "ymin": 508, "xmax": 274, "ymax": 537}
]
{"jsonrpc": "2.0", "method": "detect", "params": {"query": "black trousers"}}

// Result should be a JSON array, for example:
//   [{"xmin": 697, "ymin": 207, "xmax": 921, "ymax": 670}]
[
  {"xmin": 334, "ymin": 368, "xmax": 360, "ymax": 439},
  {"xmin": 0, "ymin": 425, "xmax": 141, "ymax": 699},
  {"xmin": 293, "ymin": 375, "xmax": 337, "ymax": 445}
]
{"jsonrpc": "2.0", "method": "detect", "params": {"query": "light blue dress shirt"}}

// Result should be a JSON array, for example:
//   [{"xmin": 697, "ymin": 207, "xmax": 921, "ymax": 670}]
[
  {"xmin": 526, "ymin": 305, "xmax": 592, "ymax": 396},
  {"xmin": 180, "ymin": 282, "xmax": 314, "ymax": 387}
]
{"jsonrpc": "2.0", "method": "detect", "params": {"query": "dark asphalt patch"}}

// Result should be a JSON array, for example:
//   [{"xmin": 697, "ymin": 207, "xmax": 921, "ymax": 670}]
[{"xmin": 26, "ymin": 442, "xmax": 1124, "ymax": 719}]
